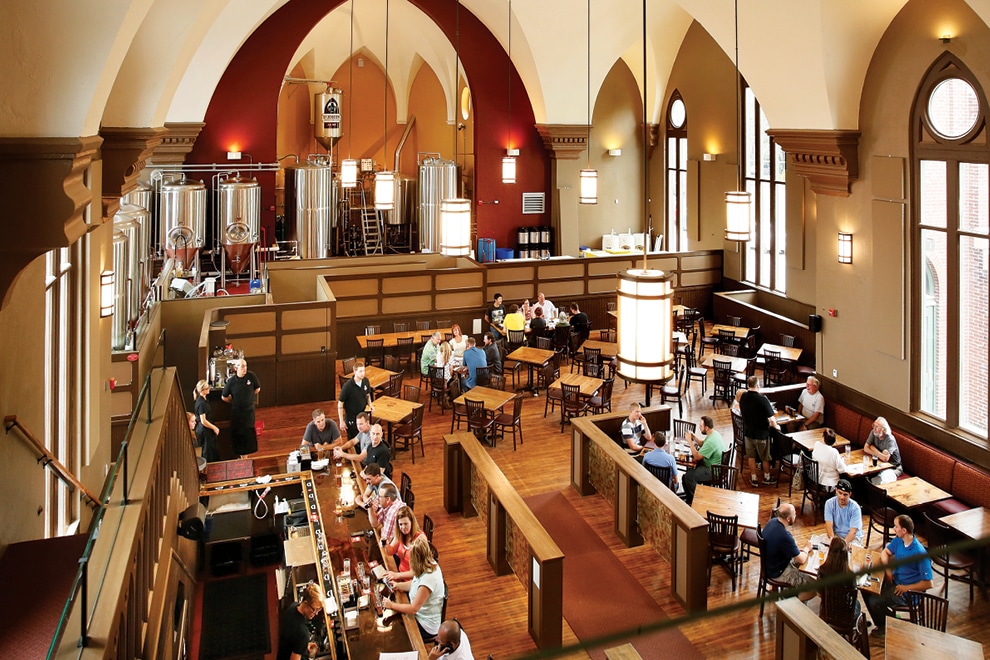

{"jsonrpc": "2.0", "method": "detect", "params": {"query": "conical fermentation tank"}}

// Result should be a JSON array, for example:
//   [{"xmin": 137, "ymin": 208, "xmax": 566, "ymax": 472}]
[
  {"xmin": 217, "ymin": 174, "xmax": 261, "ymax": 275},
  {"xmin": 160, "ymin": 177, "xmax": 206, "ymax": 268},
  {"xmin": 314, "ymin": 88, "xmax": 343, "ymax": 151},
  {"xmin": 111, "ymin": 230, "xmax": 130, "ymax": 350},
  {"xmin": 418, "ymin": 157, "xmax": 458, "ymax": 253},
  {"xmin": 284, "ymin": 156, "xmax": 332, "ymax": 259}
]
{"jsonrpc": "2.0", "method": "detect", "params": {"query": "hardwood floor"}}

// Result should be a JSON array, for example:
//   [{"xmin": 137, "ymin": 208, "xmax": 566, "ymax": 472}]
[{"xmin": 254, "ymin": 356, "xmax": 990, "ymax": 659}]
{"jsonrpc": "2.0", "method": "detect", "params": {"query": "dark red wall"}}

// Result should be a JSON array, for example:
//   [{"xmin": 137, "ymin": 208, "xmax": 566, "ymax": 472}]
[{"xmin": 188, "ymin": 0, "xmax": 550, "ymax": 251}]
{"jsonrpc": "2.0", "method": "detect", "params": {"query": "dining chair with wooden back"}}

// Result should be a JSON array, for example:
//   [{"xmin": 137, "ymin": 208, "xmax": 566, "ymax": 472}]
[
  {"xmin": 698, "ymin": 318, "xmax": 720, "ymax": 357},
  {"xmin": 906, "ymin": 590, "xmax": 949, "ymax": 632},
  {"xmin": 730, "ymin": 409, "xmax": 746, "ymax": 461},
  {"xmin": 543, "ymin": 364, "xmax": 563, "ymax": 418},
  {"xmin": 779, "ymin": 334, "xmax": 797, "ymax": 348},
  {"xmin": 672, "ymin": 419, "xmax": 697, "ymax": 440},
  {"xmin": 732, "ymin": 357, "xmax": 757, "ymax": 395},
  {"xmin": 709, "ymin": 463, "xmax": 738, "ymax": 490},
  {"xmin": 448, "ymin": 378, "xmax": 467, "ymax": 433},
  {"xmin": 819, "ymin": 581, "xmax": 870, "ymax": 657},
  {"xmin": 720, "ymin": 447, "xmax": 736, "ymax": 469},
  {"xmin": 727, "ymin": 315, "xmax": 742, "ymax": 327},
  {"xmin": 644, "ymin": 463, "xmax": 676, "ymax": 491},
  {"xmin": 385, "ymin": 371, "xmax": 403, "ymax": 398},
  {"xmin": 535, "ymin": 335, "xmax": 553, "ymax": 351},
  {"xmin": 685, "ymin": 342, "xmax": 709, "ymax": 395},
  {"xmin": 342, "ymin": 356, "xmax": 357, "ymax": 376},
  {"xmin": 552, "ymin": 325, "xmax": 572, "ymax": 364},
  {"xmin": 763, "ymin": 349, "xmax": 789, "ymax": 386},
  {"xmin": 392, "ymin": 404, "xmax": 424, "ymax": 463},
  {"xmin": 800, "ymin": 456, "xmax": 829, "ymax": 522},
  {"xmin": 465, "ymin": 398, "xmax": 495, "ymax": 447},
  {"xmin": 422, "ymin": 514, "xmax": 435, "ymax": 543},
  {"xmin": 427, "ymin": 366, "xmax": 450, "ymax": 414},
  {"xmin": 741, "ymin": 497, "xmax": 780, "ymax": 565},
  {"xmin": 710, "ymin": 359, "xmax": 734, "ymax": 407},
  {"xmin": 588, "ymin": 378, "xmax": 614, "ymax": 415},
  {"xmin": 365, "ymin": 325, "xmax": 382, "ymax": 336},
  {"xmin": 474, "ymin": 366, "xmax": 491, "ymax": 388},
  {"xmin": 707, "ymin": 511, "xmax": 743, "ymax": 591},
  {"xmin": 717, "ymin": 328, "xmax": 737, "ymax": 354},
  {"xmin": 399, "ymin": 472, "xmax": 412, "ymax": 502},
  {"xmin": 506, "ymin": 329, "xmax": 526, "ymax": 352},
  {"xmin": 559, "ymin": 382, "xmax": 588, "ymax": 433},
  {"xmin": 756, "ymin": 523, "xmax": 792, "ymax": 615},
  {"xmin": 402, "ymin": 384, "xmax": 421, "ymax": 403},
  {"xmin": 415, "ymin": 321, "xmax": 431, "ymax": 331},
  {"xmin": 774, "ymin": 430, "xmax": 801, "ymax": 497},
  {"xmin": 338, "ymin": 373, "xmax": 350, "ymax": 390},
  {"xmin": 392, "ymin": 322, "xmax": 408, "ymax": 333},
  {"xmin": 436, "ymin": 320, "xmax": 452, "ymax": 331},
  {"xmin": 571, "ymin": 346, "xmax": 601, "ymax": 375},
  {"xmin": 488, "ymin": 374, "xmax": 506, "ymax": 391},
  {"xmin": 659, "ymin": 368, "xmax": 686, "ymax": 417},
  {"xmin": 922, "ymin": 511, "xmax": 978, "ymax": 602},
  {"xmin": 365, "ymin": 338, "xmax": 385, "ymax": 368},
  {"xmin": 865, "ymin": 481, "xmax": 898, "ymax": 548},
  {"xmin": 599, "ymin": 328, "xmax": 616, "ymax": 342},
  {"xmin": 494, "ymin": 393, "xmax": 525, "ymax": 450},
  {"xmin": 396, "ymin": 335, "xmax": 416, "ymax": 373}
]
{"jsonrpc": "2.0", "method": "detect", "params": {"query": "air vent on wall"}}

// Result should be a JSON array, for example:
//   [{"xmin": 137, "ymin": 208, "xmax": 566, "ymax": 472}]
[{"xmin": 522, "ymin": 192, "xmax": 545, "ymax": 214}]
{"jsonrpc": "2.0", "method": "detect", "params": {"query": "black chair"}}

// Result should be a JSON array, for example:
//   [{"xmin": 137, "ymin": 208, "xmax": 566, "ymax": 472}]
[
  {"xmin": 396, "ymin": 335, "xmax": 416, "ymax": 373},
  {"xmin": 710, "ymin": 359, "xmax": 734, "ymax": 407},
  {"xmin": 779, "ymin": 333, "xmax": 796, "ymax": 348},
  {"xmin": 906, "ymin": 590, "xmax": 949, "ymax": 632},
  {"xmin": 428, "ymin": 365, "xmax": 450, "ymax": 414},
  {"xmin": 560, "ymin": 382, "xmax": 588, "ymax": 432},
  {"xmin": 474, "ymin": 365, "xmax": 491, "ymax": 388},
  {"xmin": 403, "ymin": 488, "xmax": 416, "ymax": 510},
  {"xmin": 720, "ymin": 447, "xmax": 736, "ymax": 469},
  {"xmin": 672, "ymin": 419, "xmax": 697, "ymax": 440},
  {"xmin": 552, "ymin": 325, "xmax": 571, "ymax": 363},
  {"xmin": 422, "ymin": 514, "xmax": 435, "ymax": 543},
  {"xmin": 365, "ymin": 324, "xmax": 382, "ymax": 335},
  {"xmin": 449, "ymin": 378, "xmax": 467, "ymax": 433},
  {"xmin": 466, "ymin": 398, "xmax": 495, "ymax": 446},
  {"xmin": 741, "ymin": 497, "xmax": 780, "ymax": 565},
  {"xmin": 535, "ymin": 335, "xmax": 553, "ymax": 350},
  {"xmin": 645, "ymin": 463, "xmax": 676, "ymax": 491},
  {"xmin": 393, "ymin": 405, "xmax": 424, "ymax": 463},
  {"xmin": 730, "ymin": 409, "xmax": 746, "ymax": 462},
  {"xmin": 415, "ymin": 321, "xmax": 431, "ymax": 331},
  {"xmin": 756, "ymin": 524, "xmax": 791, "ymax": 616},
  {"xmin": 588, "ymin": 378, "xmax": 614, "ymax": 414},
  {"xmin": 800, "ymin": 456, "xmax": 829, "ymax": 522},
  {"xmin": 707, "ymin": 511, "xmax": 743, "ymax": 591},
  {"xmin": 506, "ymin": 328, "xmax": 526, "ymax": 352},
  {"xmin": 865, "ymin": 481, "xmax": 897, "ymax": 548},
  {"xmin": 763, "ymin": 349, "xmax": 789, "ymax": 386},
  {"xmin": 709, "ymin": 463, "xmax": 738, "ymax": 490},
  {"xmin": 775, "ymin": 431, "xmax": 801, "ymax": 497},
  {"xmin": 716, "ymin": 328, "xmax": 737, "ymax": 354},
  {"xmin": 399, "ymin": 472, "xmax": 412, "ymax": 502},
  {"xmin": 819, "ymin": 581, "xmax": 870, "ymax": 657},
  {"xmin": 685, "ymin": 343, "xmax": 708, "ymax": 395},
  {"xmin": 341, "ymin": 356, "xmax": 356, "ymax": 376},
  {"xmin": 571, "ymin": 346, "xmax": 601, "ymax": 375},
  {"xmin": 727, "ymin": 315, "xmax": 742, "ymax": 327},
  {"xmin": 392, "ymin": 322, "xmax": 408, "ymax": 333},
  {"xmin": 489, "ymin": 374, "xmax": 506, "ymax": 391},
  {"xmin": 365, "ymin": 337, "xmax": 385, "ymax": 368},
  {"xmin": 402, "ymin": 384, "xmax": 421, "ymax": 402},
  {"xmin": 923, "ymin": 511, "xmax": 978, "ymax": 602},
  {"xmin": 698, "ymin": 318, "xmax": 720, "ymax": 357},
  {"xmin": 493, "ymin": 393, "xmax": 525, "ymax": 450},
  {"xmin": 385, "ymin": 372, "xmax": 403, "ymax": 398},
  {"xmin": 659, "ymin": 368, "xmax": 686, "ymax": 417},
  {"xmin": 543, "ymin": 363, "xmax": 563, "ymax": 418}
]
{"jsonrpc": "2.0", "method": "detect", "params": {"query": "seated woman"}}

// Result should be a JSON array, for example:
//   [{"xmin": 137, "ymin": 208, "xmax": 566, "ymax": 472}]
[
  {"xmin": 435, "ymin": 341, "xmax": 455, "ymax": 383},
  {"xmin": 526, "ymin": 305, "xmax": 548, "ymax": 344},
  {"xmin": 817, "ymin": 536, "xmax": 861, "ymax": 619},
  {"xmin": 448, "ymin": 324, "xmax": 468, "ymax": 363},
  {"xmin": 383, "ymin": 536, "xmax": 445, "ymax": 642},
  {"xmin": 383, "ymin": 506, "xmax": 426, "ymax": 583}
]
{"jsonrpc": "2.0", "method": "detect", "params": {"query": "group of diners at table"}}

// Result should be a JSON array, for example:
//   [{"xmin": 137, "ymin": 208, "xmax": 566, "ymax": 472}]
[{"xmin": 612, "ymin": 372, "xmax": 984, "ymax": 653}]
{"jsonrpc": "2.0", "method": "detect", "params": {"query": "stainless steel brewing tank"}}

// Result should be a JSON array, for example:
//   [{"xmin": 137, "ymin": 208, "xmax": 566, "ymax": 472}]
[
  {"xmin": 159, "ymin": 178, "xmax": 206, "ymax": 267},
  {"xmin": 418, "ymin": 158, "xmax": 458, "ymax": 253},
  {"xmin": 217, "ymin": 174, "xmax": 261, "ymax": 275},
  {"xmin": 121, "ymin": 182, "xmax": 152, "ymax": 211},
  {"xmin": 284, "ymin": 157, "xmax": 332, "ymax": 259},
  {"xmin": 113, "ymin": 207, "xmax": 143, "ymax": 322},
  {"xmin": 114, "ymin": 202, "xmax": 151, "ymax": 310},
  {"xmin": 111, "ymin": 230, "xmax": 130, "ymax": 350},
  {"xmin": 314, "ymin": 88, "xmax": 343, "ymax": 151}
]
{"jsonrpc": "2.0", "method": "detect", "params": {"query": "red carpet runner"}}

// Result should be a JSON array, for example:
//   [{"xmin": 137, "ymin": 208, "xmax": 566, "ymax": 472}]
[{"xmin": 526, "ymin": 491, "xmax": 703, "ymax": 660}]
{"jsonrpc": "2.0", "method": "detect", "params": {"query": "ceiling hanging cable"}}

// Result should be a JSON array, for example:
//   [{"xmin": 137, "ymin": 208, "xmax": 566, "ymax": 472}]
[
  {"xmin": 440, "ymin": 0, "xmax": 471, "ymax": 256},
  {"xmin": 375, "ymin": 0, "xmax": 395, "ymax": 210},
  {"xmin": 724, "ymin": 0, "xmax": 751, "ymax": 241},
  {"xmin": 502, "ymin": 0, "xmax": 516, "ymax": 184},
  {"xmin": 341, "ymin": 0, "xmax": 358, "ymax": 188},
  {"xmin": 579, "ymin": 0, "xmax": 597, "ymax": 204}
]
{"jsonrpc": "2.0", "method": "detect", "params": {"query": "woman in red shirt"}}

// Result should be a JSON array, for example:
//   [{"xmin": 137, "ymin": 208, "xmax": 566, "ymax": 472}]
[{"xmin": 384, "ymin": 506, "xmax": 426, "ymax": 582}]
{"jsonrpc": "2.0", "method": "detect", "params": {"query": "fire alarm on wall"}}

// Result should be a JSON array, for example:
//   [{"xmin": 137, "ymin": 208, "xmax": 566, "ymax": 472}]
[{"xmin": 827, "ymin": 309, "xmax": 837, "ymax": 317}]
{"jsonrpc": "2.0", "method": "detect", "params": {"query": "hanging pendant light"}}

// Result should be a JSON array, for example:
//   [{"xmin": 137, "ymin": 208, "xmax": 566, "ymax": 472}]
[
  {"xmin": 341, "ymin": 0, "xmax": 358, "ymax": 189},
  {"xmin": 579, "ymin": 0, "xmax": 597, "ymax": 204},
  {"xmin": 375, "ymin": 0, "xmax": 394, "ymax": 210},
  {"xmin": 441, "ymin": 0, "xmax": 471, "ymax": 255},
  {"xmin": 616, "ymin": 0, "xmax": 673, "ymax": 389},
  {"xmin": 502, "ymin": 0, "xmax": 516, "ymax": 184},
  {"xmin": 724, "ymin": 0, "xmax": 750, "ymax": 241}
]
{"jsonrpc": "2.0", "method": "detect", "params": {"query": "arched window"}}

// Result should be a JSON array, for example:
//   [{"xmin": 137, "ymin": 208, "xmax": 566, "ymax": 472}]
[
  {"xmin": 665, "ymin": 91, "xmax": 688, "ymax": 251},
  {"xmin": 913, "ymin": 54, "xmax": 989, "ymax": 438}
]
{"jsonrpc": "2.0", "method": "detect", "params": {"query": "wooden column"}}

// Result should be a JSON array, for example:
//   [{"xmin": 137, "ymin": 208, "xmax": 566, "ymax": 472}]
[
  {"xmin": 529, "ymin": 555, "xmax": 563, "ymax": 649},
  {"xmin": 536, "ymin": 124, "xmax": 588, "ymax": 258},
  {"xmin": 487, "ymin": 491, "xmax": 510, "ymax": 575},
  {"xmin": 615, "ymin": 470, "xmax": 643, "ymax": 546},
  {"xmin": 570, "ymin": 425, "xmax": 595, "ymax": 495}
]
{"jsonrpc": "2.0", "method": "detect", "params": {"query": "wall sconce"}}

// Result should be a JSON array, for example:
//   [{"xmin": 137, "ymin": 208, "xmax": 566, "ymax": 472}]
[
  {"xmin": 227, "ymin": 150, "xmax": 242, "ymax": 160},
  {"xmin": 100, "ymin": 271, "xmax": 115, "ymax": 317},
  {"xmin": 703, "ymin": 153, "xmax": 717, "ymax": 162},
  {"xmin": 838, "ymin": 232, "xmax": 853, "ymax": 264},
  {"xmin": 940, "ymin": 34, "xmax": 952, "ymax": 44},
  {"xmin": 502, "ymin": 149, "xmax": 519, "ymax": 184},
  {"xmin": 607, "ymin": 148, "xmax": 622, "ymax": 157}
]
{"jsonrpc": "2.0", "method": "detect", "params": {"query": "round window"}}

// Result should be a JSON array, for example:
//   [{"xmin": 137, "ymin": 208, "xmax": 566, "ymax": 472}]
[
  {"xmin": 928, "ymin": 77, "xmax": 980, "ymax": 140},
  {"xmin": 669, "ymin": 98, "xmax": 686, "ymax": 129}
]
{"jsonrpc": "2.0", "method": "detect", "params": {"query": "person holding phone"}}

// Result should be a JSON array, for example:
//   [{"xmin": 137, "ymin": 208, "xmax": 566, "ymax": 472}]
[
  {"xmin": 427, "ymin": 619, "xmax": 473, "ymax": 659},
  {"xmin": 383, "ymin": 537, "xmax": 445, "ymax": 642}
]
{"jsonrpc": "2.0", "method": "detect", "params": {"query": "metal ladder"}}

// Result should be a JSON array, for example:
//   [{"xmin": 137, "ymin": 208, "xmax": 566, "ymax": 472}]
[{"xmin": 362, "ymin": 206, "xmax": 383, "ymax": 255}]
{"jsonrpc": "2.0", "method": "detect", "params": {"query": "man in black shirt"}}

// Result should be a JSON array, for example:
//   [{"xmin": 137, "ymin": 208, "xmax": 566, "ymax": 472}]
[
  {"xmin": 221, "ymin": 359, "xmax": 261, "ymax": 457},
  {"xmin": 485, "ymin": 292, "xmax": 506, "ymax": 340},
  {"xmin": 568, "ymin": 303, "xmax": 591, "ymax": 340},
  {"xmin": 337, "ymin": 362, "xmax": 373, "ymax": 439},
  {"xmin": 482, "ymin": 332, "xmax": 502, "ymax": 375},
  {"xmin": 739, "ymin": 375, "xmax": 779, "ymax": 487},
  {"xmin": 277, "ymin": 583, "xmax": 323, "ymax": 660}
]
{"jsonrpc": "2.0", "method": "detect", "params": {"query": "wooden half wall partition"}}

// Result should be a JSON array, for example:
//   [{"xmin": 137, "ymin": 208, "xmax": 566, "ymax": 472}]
[
  {"xmin": 570, "ymin": 407, "xmax": 710, "ymax": 614},
  {"xmin": 442, "ymin": 431, "xmax": 564, "ymax": 649},
  {"xmin": 775, "ymin": 598, "xmax": 864, "ymax": 660}
]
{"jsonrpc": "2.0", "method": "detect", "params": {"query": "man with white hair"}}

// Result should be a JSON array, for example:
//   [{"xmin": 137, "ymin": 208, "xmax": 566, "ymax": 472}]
[
  {"xmin": 797, "ymin": 376, "xmax": 825, "ymax": 430},
  {"xmin": 536, "ymin": 292, "xmax": 557, "ymax": 320},
  {"xmin": 221, "ymin": 359, "xmax": 261, "ymax": 457}
]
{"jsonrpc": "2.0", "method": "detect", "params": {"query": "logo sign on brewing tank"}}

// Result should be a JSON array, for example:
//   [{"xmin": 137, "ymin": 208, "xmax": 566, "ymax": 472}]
[{"xmin": 323, "ymin": 97, "xmax": 340, "ymax": 131}]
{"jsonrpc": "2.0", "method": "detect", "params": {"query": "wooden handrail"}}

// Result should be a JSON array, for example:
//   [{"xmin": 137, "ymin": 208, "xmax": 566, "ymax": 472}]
[{"xmin": 4, "ymin": 415, "xmax": 100, "ymax": 507}]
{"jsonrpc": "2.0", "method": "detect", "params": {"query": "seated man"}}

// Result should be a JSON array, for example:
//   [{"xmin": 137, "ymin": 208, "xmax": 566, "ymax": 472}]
[
  {"xmin": 503, "ymin": 304, "xmax": 526, "ymax": 333},
  {"xmin": 797, "ymin": 376, "xmax": 825, "ymax": 430},
  {"xmin": 811, "ymin": 428, "xmax": 847, "ymax": 489},
  {"xmin": 482, "ymin": 332, "xmax": 502, "ymax": 375},
  {"xmin": 763, "ymin": 503, "xmax": 816, "ymax": 602},
  {"xmin": 864, "ymin": 416, "xmax": 903, "ymax": 484},
  {"xmin": 643, "ymin": 433, "xmax": 679, "ymax": 490},
  {"xmin": 301, "ymin": 408, "xmax": 342, "ymax": 451},
  {"xmin": 336, "ymin": 411, "xmax": 371, "ymax": 454},
  {"xmin": 824, "ymin": 479, "xmax": 863, "ymax": 546},
  {"xmin": 356, "ymin": 462, "xmax": 395, "ymax": 508},
  {"xmin": 460, "ymin": 336, "xmax": 488, "ymax": 391},
  {"xmin": 863, "ymin": 514, "xmax": 933, "ymax": 637},
  {"xmin": 620, "ymin": 403, "xmax": 653, "ymax": 455},
  {"xmin": 337, "ymin": 421, "xmax": 390, "ymax": 476},
  {"xmin": 568, "ymin": 302, "xmax": 591, "ymax": 340},
  {"xmin": 682, "ymin": 415, "xmax": 726, "ymax": 504},
  {"xmin": 370, "ymin": 482, "xmax": 404, "ymax": 544},
  {"xmin": 536, "ymin": 292, "xmax": 557, "ymax": 320},
  {"xmin": 485, "ymin": 292, "xmax": 506, "ymax": 340},
  {"xmin": 420, "ymin": 331, "xmax": 443, "ymax": 376},
  {"xmin": 429, "ymin": 619, "xmax": 473, "ymax": 660}
]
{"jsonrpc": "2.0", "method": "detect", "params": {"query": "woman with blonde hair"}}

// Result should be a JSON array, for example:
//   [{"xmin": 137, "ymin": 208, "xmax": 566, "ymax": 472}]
[
  {"xmin": 383, "ymin": 536, "xmax": 445, "ymax": 641},
  {"xmin": 193, "ymin": 379, "xmax": 220, "ymax": 462},
  {"xmin": 435, "ymin": 341, "xmax": 455, "ymax": 383},
  {"xmin": 384, "ymin": 506, "xmax": 426, "ymax": 583}
]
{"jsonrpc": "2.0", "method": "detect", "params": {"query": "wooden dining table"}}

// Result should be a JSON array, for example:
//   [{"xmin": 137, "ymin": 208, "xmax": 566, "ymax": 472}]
[
  {"xmin": 701, "ymin": 354, "xmax": 748, "ymax": 373},
  {"xmin": 756, "ymin": 343, "xmax": 803, "ymax": 362},
  {"xmin": 453, "ymin": 386, "xmax": 515, "ymax": 413},
  {"xmin": 506, "ymin": 346, "xmax": 556, "ymax": 394},
  {"xmin": 356, "ymin": 327, "xmax": 452, "ymax": 349},
  {"xmin": 579, "ymin": 339, "xmax": 617, "ymax": 359},
  {"xmin": 940, "ymin": 506, "xmax": 990, "ymax": 541},
  {"xmin": 879, "ymin": 476, "xmax": 953, "ymax": 508},
  {"xmin": 797, "ymin": 531, "xmax": 884, "ymax": 595},
  {"xmin": 842, "ymin": 448, "xmax": 893, "ymax": 478},
  {"xmin": 710, "ymin": 324, "xmax": 750, "ymax": 339},
  {"xmin": 885, "ymin": 614, "xmax": 985, "ymax": 659},
  {"xmin": 788, "ymin": 428, "xmax": 850, "ymax": 453},
  {"xmin": 549, "ymin": 372, "xmax": 604, "ymax": 398},
  {"xmin": 691, "ymin": 484, "xmax": 760, "ymax": 529},
  {"xmin": 371, "ymin": 395, "xmax": 422, "ymax": 446},
  {"xmin": 345, "ymin": 365, "xmax": 397, "ymax": 391}
]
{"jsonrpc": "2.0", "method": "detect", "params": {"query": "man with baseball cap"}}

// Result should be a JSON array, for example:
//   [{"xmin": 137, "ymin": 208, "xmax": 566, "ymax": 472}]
[{"xmin": 824, "ymin": 478, "xmax": 863, "ymax": 545}]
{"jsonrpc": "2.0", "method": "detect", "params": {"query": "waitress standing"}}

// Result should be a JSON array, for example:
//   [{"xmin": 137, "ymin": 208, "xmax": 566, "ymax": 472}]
[
  {"xmin": 193, "ymin": 380, "xmax": 220, "ymax": 462},
  {"xmin": 222, "ymin": 359, "xmax": 261, "ymax": 457}
]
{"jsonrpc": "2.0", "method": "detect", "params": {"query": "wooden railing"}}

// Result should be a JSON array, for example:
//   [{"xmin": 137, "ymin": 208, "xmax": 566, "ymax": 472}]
[
  {"xmin": 774, "ymin": 598, "xmax": 863, "ymax": 659},
  {"xmin": 442, "ymin": 431, "xmax": 564, "ymax": 649},
  {"xmin": 4, "ymin": 416, "xmax": 100, "ymax": 507},
  {"xmin": 570, "ymin": 407, "xmax": 710, "ymax": 613}
]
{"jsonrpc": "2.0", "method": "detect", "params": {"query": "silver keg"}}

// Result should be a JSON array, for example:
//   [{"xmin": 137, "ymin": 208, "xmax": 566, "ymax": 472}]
[{"xmin": 284, "ymin": 156, "xmax": 332, "ymax": 259}]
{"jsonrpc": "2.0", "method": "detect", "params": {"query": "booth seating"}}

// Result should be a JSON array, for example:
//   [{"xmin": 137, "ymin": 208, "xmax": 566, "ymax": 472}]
[{"xmin": 824, "ymin": 401, "xmax": 990, "ymax": 516}]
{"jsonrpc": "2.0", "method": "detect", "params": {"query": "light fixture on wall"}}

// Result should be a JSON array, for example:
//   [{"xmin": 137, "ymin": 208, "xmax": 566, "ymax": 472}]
[
  {"xmin": 616, "ymin": 0, "xmax": 674, "ymax": 388},
  {"xmin": 579, "ymin": 0, "xmax": 597, "ymax": 204},
  {"xmin": 940, "ymin": 34, "xmax": 952, "ymax": 44},
  {"xmin": 837, "ymin": 232, "xmax": 853, "ymax": 264},
  {"xmin": 226, "ymin": 150, "xmax": 242, "ymax": 160},
  {"xmin": 502, "ymin": 0, "xmax": 516, "ymax": 184},
  {"xmin": 703, "ymin": 153, "xmax": 717, "ymax": 162},
  {"xmin": 341, "ymin": 0, "xmax": 358, "ymax": 189},
  {"xmin": 724, "ymin": 0, "xmax": 751, "ymax": 242},
  {"xmin": 374, "ymin": 0, "xmax": 395, "ymax": 210},
  {"xmin": 607, "ymin": 148, "xmax": 622, "ymax": 157},
  {"xmin": 100, "ymin": 271, "xmax": 115, "ymax": 318},
  {"xmin": 441, "ymin": 0, "xmax": 471, "ymax": 256}
]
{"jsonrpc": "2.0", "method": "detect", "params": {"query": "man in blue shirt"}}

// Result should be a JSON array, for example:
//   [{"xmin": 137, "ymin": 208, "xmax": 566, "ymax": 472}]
[
  {"xmin": 643, "ymin": 433, "xmax": 679, "ymax": 490},
  {"xmin": 824, "ymin": 479, "xmax": 863, "ymax": 545},
  {"xmin": 460, "ymin": 336, "xmax": 487, "ymax": 391},
  {"xmin": 863, "ymin": 514, "xmax": 933, "ymax": 636},
  {"xmin": 762, "ymin": 503, "xmax": 817, "ymax": 601}
]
